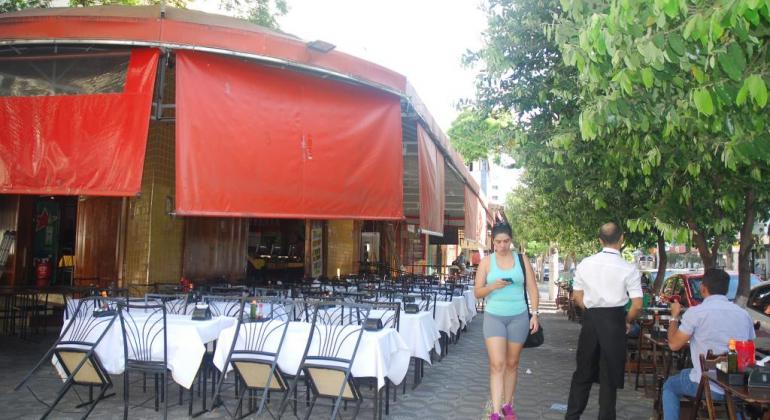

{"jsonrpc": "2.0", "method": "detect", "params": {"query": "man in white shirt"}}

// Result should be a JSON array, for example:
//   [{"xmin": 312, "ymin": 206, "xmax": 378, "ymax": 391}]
[
  {"xmin": 662, "ymin": 268, "xmax": 755, "ymax": 419},
  {"xmin": 566, "ymin": 222, "xmax": 643, "ymax": 420}
]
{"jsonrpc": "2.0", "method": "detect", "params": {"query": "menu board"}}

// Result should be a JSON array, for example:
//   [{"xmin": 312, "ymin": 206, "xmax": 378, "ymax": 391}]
[{"xmin": 310, "ymin": 221, "xmax": 323, "ymax": 278}]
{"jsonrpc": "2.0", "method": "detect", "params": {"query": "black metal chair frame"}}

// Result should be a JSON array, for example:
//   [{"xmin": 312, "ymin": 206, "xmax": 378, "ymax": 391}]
[
  {"xmin": 144, "ymin": 293, "xmax": 189, "ymax": 315},
  {"xmin": 212, "ymin": 298, "xmax": 294, "ymax": 419},
  {"xmin": 15, "ymin": 297, "xmax": 119, "ymax": 420},
  {"xmin": 279, "ymin": 301, "xmax": 371, "ymax": 420},
  {"xmin": 118, "ymin": 301, "xmax": 175, "ymax": 420}
]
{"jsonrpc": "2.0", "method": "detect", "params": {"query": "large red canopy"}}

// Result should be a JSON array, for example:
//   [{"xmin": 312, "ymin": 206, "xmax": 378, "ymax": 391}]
[
  {"xmin": 0, "ymin": 48, "xmax": 159, "ymax": 196},
  {"xmin": 417, "ymin": 125, "xmax": 445, "ymax": 236},
  {"xmin": 174, "ymin": 51, "xmax": 404, "ymax": 219}
]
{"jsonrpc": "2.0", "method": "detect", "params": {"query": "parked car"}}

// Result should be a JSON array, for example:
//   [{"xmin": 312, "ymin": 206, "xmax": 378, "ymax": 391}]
[
  {"xmin": 747, "ymin": 280, "xmax": 770, "ymax": 331},
  {"xmin": 658, "ymin": 271, "xmax": 761, "ymax": 308}
]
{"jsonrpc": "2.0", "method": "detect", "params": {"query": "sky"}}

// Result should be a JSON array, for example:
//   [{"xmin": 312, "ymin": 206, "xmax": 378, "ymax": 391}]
[
  {"xmin": 46, "ymin": 0, "xmax": 486, "ymax": 130},
  {"xmin": 190, "ymin": 0, "xmax": 489, "ymax": 131}
]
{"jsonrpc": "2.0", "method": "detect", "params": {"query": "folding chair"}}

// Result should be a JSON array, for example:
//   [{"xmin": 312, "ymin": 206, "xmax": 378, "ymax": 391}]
[
  {"xmin": 212, "ymin": 299, "xmax": 294, "ymax": 419},
  {"xmin": 15, "ymin": 297, "xmax": 118, "ymax": 419},
  {"xmin": 279, "ymin": 302, "xmax": 371, "ymax": 420}
]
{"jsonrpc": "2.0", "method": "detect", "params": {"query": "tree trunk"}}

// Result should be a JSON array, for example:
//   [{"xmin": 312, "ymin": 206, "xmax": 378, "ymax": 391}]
[
  {"xmin": 686, "ymin": 218, "xmax": 717, "ymax": 269},
  {"xmin": 736, "ymin": 188, "xmax": 756, "ymax": 302},
  {"xmin": 654, "ymin": 230, "xmax": 667, "ymax": 292}
]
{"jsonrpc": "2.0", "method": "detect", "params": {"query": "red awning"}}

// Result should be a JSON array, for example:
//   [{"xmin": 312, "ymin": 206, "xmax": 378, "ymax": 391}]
[
  {"xmin": 464, "ymin": 186, "xmax": 479, "ymax": 242},
  {"xmin": 417, "ymin": 125, "xmax": 445, "ymax": 236},
  {"xmin": 175, "ymin": 51, "xmax": 404, "ymax": 219},
  {"xmin": 0, "ymin": 48, "xmax": 159, "ymax": 196}
]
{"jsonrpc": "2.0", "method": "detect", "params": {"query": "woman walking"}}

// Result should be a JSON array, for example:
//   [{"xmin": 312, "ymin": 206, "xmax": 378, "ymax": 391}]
[{"xmin": 475, "ymin": 222, "xmax": 540, "ymax": 420}]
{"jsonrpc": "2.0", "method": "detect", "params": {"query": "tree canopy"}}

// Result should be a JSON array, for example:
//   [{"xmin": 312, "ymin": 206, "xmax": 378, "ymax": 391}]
[{"xmin": 452, "ymin": 0, "xmax": 770, "ymax": 297}]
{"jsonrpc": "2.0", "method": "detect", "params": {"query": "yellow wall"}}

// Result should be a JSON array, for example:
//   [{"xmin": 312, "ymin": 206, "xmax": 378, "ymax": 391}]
[
  {"xmin": 124, "ymin": 122, "xmax": 185, "ymax": 290},
  {"xmin": 325, "ymin": 220, "xmax": 359, "ymax": 278}
]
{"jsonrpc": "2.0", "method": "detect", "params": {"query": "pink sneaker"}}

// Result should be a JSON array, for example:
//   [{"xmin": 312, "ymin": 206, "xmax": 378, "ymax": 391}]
[
  {"xmin": 489, "ymin": 412, "xmax": 501, "ymax": 420},
  {"xmin": 502, "ymin": 403, "xmax": 517, "ymax": 420}
]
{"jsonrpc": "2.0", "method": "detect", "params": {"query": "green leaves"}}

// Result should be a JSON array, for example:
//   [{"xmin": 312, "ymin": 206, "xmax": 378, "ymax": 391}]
[
  {"xmin": 746, "ymin": 74, "xmax": 768, "ymax": 107},
  {"xmin": 693, "ymin": 88, "xmax": 715, "ymax": 115},
  {"xmin": 668, "ymin": 33, "xmax": 686, "ymax": 56},
  {"xmin": 641, "ymin": 68, "xmax": 654, "ymax": 89},
  {"xmin": 579, "ymin": 110, "xmax": 598, "ymax": 140},
  {"xmin": 718, "ymin": 43, "xmax": 747, "ymax": 82}
]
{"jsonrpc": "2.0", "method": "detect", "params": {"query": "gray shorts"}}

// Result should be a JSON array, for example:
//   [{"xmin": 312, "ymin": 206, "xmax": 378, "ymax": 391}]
[{"xmin": 483, "ymin": 311, "xmax": 530, "ymax": 343}]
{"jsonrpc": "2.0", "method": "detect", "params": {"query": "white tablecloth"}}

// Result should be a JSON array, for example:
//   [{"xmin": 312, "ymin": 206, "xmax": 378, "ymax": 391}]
[
  {"xmin": 369, "ymin": 309, "xmax": 441, "ymax": 363},
  {"xmin": 55, "ymin": 314, "xmax": 236, "ymax": 389},
  {"xmin": 463, "ymin": 290, "xmax": 478, "ymax": 320},
  {"xmin": 452, "ymin": 296, "xmax": 471, "ymax": 327},
  {"xmin": 213, "ymin": 321, "xmax": 410, "ymax": 389},
  {"xmin": 434, "ymin": 301, "xmax": 461, "ymax": 335}
]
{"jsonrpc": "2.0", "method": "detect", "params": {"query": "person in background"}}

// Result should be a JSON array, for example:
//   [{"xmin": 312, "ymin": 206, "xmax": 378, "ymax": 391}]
[
  {"xmin": 661, "ymin": 268, "xmax": 755, "ymax": 420},
  {"xmin": 475, "ymin": 222, "xmax": 539, "ymax": 420},
  {"xmin": 566, "ymin": 222, "xmax": 643, "ymax": 420}
]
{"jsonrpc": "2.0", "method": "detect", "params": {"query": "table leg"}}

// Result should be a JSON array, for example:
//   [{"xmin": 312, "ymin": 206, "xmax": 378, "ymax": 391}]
[
  {"xmin": 412, "ymin": 358, "xmax": 423, "ymax": 390},
  {"xmin": 724, "ymin": 388, "xmax": 738, "ymax": 420}
]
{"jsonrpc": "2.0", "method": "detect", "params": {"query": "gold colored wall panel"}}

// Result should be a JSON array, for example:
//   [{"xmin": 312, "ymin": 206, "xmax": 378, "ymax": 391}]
[
  {"xmin": 124, "ymin": 121, "xmax": 184, "ymax": 290},
  {"xmin": 326, "ymin": 220, "xmax": 359, "ymax": 278}
]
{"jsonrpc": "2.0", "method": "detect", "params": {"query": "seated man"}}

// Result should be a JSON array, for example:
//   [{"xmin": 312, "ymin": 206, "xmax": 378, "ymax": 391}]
[{"xmin": 662, "ymin": 268, "xmax": 756, "ymax": 420}]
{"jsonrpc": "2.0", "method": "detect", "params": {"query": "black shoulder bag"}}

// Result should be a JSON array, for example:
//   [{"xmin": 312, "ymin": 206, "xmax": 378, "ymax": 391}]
[{"xmin": 517, "ymin": 253, "xmax": 544, "ymax": 348}]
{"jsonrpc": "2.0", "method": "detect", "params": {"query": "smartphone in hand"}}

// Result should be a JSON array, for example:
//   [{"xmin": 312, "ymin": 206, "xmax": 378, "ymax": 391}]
[{"xmin": 502, "ymin": 278, "xmax": 513, "ymax": 283}]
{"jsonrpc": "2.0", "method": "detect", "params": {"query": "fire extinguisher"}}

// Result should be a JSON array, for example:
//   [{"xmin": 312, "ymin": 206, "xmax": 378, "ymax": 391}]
[{"xmin": 34, "ymin": 257, "xmax": 51, "ymax": 287}]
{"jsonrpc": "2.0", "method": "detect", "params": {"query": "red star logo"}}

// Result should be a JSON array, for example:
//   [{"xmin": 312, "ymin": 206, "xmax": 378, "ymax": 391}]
[{"xmin": 36, "ymin": 208, "xmax": 49, "ymax": 232}]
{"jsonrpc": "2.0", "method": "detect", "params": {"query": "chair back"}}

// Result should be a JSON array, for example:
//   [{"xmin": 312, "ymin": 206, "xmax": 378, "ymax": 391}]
[
  {"xmin": 304, "ymin": 302, "xmax": 370, "ymax": 361},
  {"xmin": 118, "ymin": 301, "xmax": 168, "ymax": 368},
  {"xmin": 413, "ymin": 291, "xmax": 437, "ymax": 318},
  {"xmin": 361, "ymin": 301, "xmax": 400, "ymax": 331},
  {"xmin": 56, "ymin": 297, "xmax": 118, "ymax": 386},
  {"xmin": 298, "ymin": 302, "xmax": 370, "ymax": 402},
  {"xmin": 203, "ymin": 295, "xmax": 245, "ymax": 318},
  {"xmin": 145, "ymin": 293, "xmax": 189, "ymax": 315},
  {"xmin": 227, "ymin": 301, "xmax": 294, "ymax": 390}
]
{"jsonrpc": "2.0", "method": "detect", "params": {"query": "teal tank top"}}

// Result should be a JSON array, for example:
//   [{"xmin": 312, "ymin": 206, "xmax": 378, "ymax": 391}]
[{"xmin": 485, "ymin": 253, "xmax": 527, "ymax": 316}]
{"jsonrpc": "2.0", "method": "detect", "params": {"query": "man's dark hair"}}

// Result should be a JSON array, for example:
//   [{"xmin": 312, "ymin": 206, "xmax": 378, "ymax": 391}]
[
  {"xmin": 491, "ymin": 222, "xmax": 513, "ymax": 239},
  {"xmin": 598, "ymin": 222, "xmax": 623, "ymax": 245},
  {"xmin": 701, "ymin": 268, "xmax": 730, "ymax": 296}
]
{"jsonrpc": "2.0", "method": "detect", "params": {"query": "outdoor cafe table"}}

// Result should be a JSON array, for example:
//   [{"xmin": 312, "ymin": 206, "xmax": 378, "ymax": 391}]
[
  {"xmin": 463, "ymin": 289, "xmax": 478, "ymax": 321},
  {"xmin": 707, "ymin": 371, "xmax": 770, "ymax": 419},
  {"xmin": 212, "ymin": 320, "xmax": 411, "ymax": 390},
  {"xmin": 435, "ymin": 300, "xmax": 462, "ymax": 336},
  {"xmin": 452, "ymin": 295, "xmax": 473, "ymax": 327},
  {"xmin": 55, "ymin": 313, "xmax": 237, "ymax": 389},
  {"xmin": 369, "ymin": 309, "xmax": 441, "ymax": 363}
]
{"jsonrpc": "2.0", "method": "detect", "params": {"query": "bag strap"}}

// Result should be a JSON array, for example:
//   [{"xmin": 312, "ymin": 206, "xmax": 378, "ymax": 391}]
[{"xmin": 517, "ymin": 253, "xmax": 531, "ymax": 316}]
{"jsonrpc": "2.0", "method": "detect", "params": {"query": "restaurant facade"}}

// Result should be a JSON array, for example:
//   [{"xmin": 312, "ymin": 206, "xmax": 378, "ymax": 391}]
[{"xmin": 0, "ymin": 5, "xmax": 490, "ymax": 290}]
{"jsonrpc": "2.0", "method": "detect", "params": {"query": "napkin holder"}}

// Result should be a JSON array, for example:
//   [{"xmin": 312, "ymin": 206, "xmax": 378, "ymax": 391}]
[
  {"xmin": 717, "ymin": 367, "xmax": 747, "ymax": 387},
  {"xmin": 404, "ymin": 303, "xmax": 420, "ymax": 314},
  {"xmin": 748, "ymin": 366, "xmax": 770, "ymax": 388},
  {"xmin": 402, "ymin": 296, "xmax": 416, "ymax": 303},
  {"xmin": 363, "ymin": 317, "xmax": 383, "ymax": 331},
  {"xmin": 92, "ymin": 309, "xmax": 116, "ymax": 318},
  {"xmin": 191, "ymin": 303, "xmax": 212, "ymax": 321}
]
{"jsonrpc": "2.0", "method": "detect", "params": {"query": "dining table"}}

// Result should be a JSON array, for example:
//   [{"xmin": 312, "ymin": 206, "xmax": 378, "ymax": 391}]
[
  {"xmin": 55, "ymin": 312, "xmax": 237, "ymax": 389},
  {"xmin": 212, "ymin": 320, "xmax": 411, "ymax": 390}
]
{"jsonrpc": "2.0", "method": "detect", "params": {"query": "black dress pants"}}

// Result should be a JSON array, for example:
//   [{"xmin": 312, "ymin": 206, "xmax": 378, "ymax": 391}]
[{"xmin": 565, "ymin": 306, "xmax": 626, "ymax": 420}]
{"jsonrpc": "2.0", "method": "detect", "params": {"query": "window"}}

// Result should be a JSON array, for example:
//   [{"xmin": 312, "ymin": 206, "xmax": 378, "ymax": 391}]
[
  {"xmin": 0, "ymin": 46, "xmax": 130, "ymax": 97},
  {"xmin": 492, "ymin": 185, "xmax": 499, "ymax": 190},
  {"xmin": 492, "ymin": 195, "xmax": 499, "ymax": 201}
]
